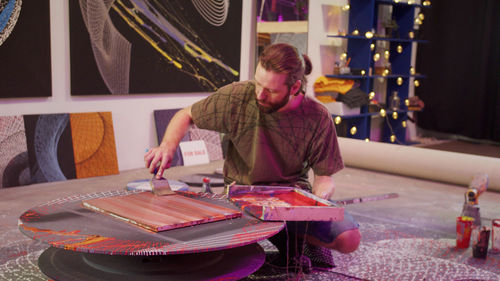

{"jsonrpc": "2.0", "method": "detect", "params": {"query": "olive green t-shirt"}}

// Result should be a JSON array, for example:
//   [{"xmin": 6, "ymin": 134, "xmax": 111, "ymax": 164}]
[{"xmin": 191, "ymin": 81, "xmax": 344, "ymax": 190}]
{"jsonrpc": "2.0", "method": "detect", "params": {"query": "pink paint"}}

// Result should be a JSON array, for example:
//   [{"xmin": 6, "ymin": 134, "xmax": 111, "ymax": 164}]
[
  {"xmin": 82, "ymin": 192, "xmax": 242, "ymax": 232},
  {"xmin": 228, "ymin": 185, "xmax": 344, "ymax": 221}
]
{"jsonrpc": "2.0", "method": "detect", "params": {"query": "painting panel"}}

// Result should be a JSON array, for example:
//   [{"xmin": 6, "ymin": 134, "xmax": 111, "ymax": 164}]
[
  {"xmin": 0, "ymin": 0, "xmax": 51, "ymax": 98},
  {"xmin": 69, "ymin": 0, "xmax": 242, "ymax": 95},
  {"xmin": 188, "ymin": 126, "xmax": 223, "ymax": 162},
  {"xmin": 82, "ymin": 192, "xmax": 242, "ymax": 232},
  {"xmin": 69, "ymin": 112, "xmax": 119, "ymax": 178},
  {"xmin": 0, "ymin": 115, "xmax": 29, "ymax": 187},
  {"xmin": 23, "ymin": 114, "xmax": 76, "ymax": 184}
]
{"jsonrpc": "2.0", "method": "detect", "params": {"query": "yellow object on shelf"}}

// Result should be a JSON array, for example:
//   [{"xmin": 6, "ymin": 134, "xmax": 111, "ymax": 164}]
[
  {"xmin": 313, "ymin": 76, "xmax": 355, "ymax": 94},
  {"xmin": 316, "ymin": 95, "xmax": 336, "ymax": 103}
]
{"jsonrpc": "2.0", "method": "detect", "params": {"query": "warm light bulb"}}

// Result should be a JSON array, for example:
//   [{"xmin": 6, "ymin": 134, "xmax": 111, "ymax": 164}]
[
  {"xmin": 392, "ymin": 111, "xmax": 398, "ymax": 119},
  {"xmin": 361, "ymin": 70, "xmax": 366, "ymax": 76},
  {"xmin": 380, "ymin": 109, "xmax": 386, "ymax": 117},
  {"xmin": 397, "ymin": 77, "xmax": 403, "ymax": 85},
  {"xmin": 414, "ymin": 80, "xmax": 420, "ymax": 87},
  {"xmin": 383, "ymin": 69, "xmax": 390, "ymax": 76},
  {"xmin": 402, "ymin": 120, "xmax": 407, "ymax": 128},
  {"xmin": 409, "ymin": 31, "xmax": 414, "ymax": 39},
  {"xmin": 365, "ymin": 31, "xmax": 374, "ymax": 39},
  {"xmin": 410, "ymin": 67, "xmax": 415, "ymax": 75},
  {"xmin": 423, "ymin": 0, "xmax": 431, "ymax": 6},
  {"xmin": 350, "ymin": 126, "xmax": 357, "ymax": 135},
  {"xmin": 352, "ymin": 29, "xmax": 359, "ymax": 36},
  {"xmin": 373, "ymin": 53, "xmax": 381, "ymax": 61},
  {"xmin": 405, "ymin": 99, "xmax": 410, "ymax": 106},
  {"xmin": 384, "ymin": 50, "xmax": 390, "ymax": 60},
  {"xmin": 418, "ymin": 13, "xmax": 425, "ymax": 21},
  {"xmin": 334, "ymin": 116, "xmax": 342, "ymax": 124},
  {"xmin": 369, "ymin": 91, "xmax": 375, "ymax": 99},
  {"xmin": 408, "ymin": 0, "xmax": 414, "ymax": 4},
  {"xmin": 365, "ymin": 138, "xmax": 370, "ymax": 142},
  {"xmin": 370, "ymin": 43, "xmax": 375, "ymax": 51},
  {"xmin": 342, "ymin": 4, "xmax": 350, "ymax": 11},
  {"xmin": 415, "ymin": 18, "xmax": 422, "ymax": 25},
  {"xmin": 390, "ymin": 135, "xmax": 396, "ymax": 143},
  {"xmin": 397, "ymin": 45, "xmax": 403, "ymax": 53},
  {"xmin": 340, "ymin": 52, "xmax": 347, "ymax": 60},
  {"xmin": 394, "ymin": 0, "xmax": 400, "ymax": 3}
]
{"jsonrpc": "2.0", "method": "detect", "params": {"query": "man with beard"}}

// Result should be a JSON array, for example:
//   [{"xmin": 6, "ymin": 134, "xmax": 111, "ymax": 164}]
[{"xmin": 144, "ymin": 43, "xmax": 360, "ymax": 270}]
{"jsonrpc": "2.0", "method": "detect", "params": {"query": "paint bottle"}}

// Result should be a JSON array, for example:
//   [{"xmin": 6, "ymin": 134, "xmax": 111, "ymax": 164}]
[
  {"xmin": 202, "ymin": 177, "xmax": 213, "ymax": 194},
  {"xmin": 472, "ymin": 226, "xmax": 490, "ymax": 259},
  {"xmin": 456, "ymin": 216, "xmax": 474, "ymax": 248}
]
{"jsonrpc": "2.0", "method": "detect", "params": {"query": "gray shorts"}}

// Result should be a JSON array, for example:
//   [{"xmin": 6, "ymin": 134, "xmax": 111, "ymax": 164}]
[{"xmin": 287, "ymin": 210, "xmax": 359, "ymax": 244}]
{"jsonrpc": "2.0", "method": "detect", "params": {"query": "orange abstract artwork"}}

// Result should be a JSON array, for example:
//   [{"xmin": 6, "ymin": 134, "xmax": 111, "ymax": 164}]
[{"xmin": 70, "ymin": 112, "xmax": 119, "ymax": 178}]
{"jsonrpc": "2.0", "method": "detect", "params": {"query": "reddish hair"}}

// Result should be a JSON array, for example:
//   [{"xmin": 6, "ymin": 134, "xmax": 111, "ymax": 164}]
[{"xmin": 258, "ymin": 43, "xmax": 312, "ymax": 93}]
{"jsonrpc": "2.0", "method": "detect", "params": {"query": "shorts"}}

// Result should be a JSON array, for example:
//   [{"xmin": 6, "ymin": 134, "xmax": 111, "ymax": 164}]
[{"xmin": 287, "ymin": 210, "xmax": 359, "ymax": 244}]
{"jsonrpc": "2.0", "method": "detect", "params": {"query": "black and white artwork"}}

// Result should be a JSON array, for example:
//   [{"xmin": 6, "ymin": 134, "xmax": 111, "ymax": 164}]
[{"xmin": 69, "ymin": 0, "xmax": 242, "ymax": 95}]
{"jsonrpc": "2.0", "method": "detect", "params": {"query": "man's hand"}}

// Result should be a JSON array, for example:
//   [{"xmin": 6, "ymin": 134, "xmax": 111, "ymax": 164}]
[
  {"xmin": 312, "ymin": 174, "xmax": 335, "ymax": 200},
  {"xmin": 144, "ymin": 143, "xmax": 176, "ymax": 179},
  {"xmin": 144, "ymin": 106, "xmax": 194, "ymax": 179}
]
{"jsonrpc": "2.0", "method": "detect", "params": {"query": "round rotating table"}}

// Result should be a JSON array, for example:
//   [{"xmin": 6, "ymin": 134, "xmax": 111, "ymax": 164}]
[{"xmin": 18, "ymin": 190, "xmax": 284, "ymax": 280}]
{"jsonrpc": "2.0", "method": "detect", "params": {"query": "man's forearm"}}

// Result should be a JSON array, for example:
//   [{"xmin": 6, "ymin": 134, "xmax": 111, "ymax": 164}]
[
  {"xmin": 160, "ymin": 106, "xmax": 193, "ymax": 153},
  {"xmin": 144, "ymin": 106, "xmax": 194, "ymax": 177},
  {"xmin": 312, "ymin": 174, "xmax": 335, "ymax": 199}
]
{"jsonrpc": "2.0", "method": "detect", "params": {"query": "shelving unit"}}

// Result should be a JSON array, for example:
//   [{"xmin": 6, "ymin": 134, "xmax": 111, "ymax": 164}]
[{"xmin": 325, "ymin": 0, "xmax": 429, "ymax": 143}]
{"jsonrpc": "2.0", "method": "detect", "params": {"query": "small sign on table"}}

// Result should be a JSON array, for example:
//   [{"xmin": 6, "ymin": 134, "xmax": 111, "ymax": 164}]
[{"xmin": 179, "ymin": 140, "xmax": 210, "ymax": 166}]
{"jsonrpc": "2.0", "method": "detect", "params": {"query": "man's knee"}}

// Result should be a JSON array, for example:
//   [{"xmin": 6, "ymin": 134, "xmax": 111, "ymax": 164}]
[
  {"xmin": 330, "ymin": 228, "xmax": 361, "ymax": 253},
  {"xmin": 305, "ymin": 228, "xmax": 361, "ymax": 253}
]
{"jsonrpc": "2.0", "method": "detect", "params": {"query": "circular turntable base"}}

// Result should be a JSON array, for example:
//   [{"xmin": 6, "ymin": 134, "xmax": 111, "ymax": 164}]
[
  {"xmin": 38, "ymin": 243, "xmax": 265, "ymax": 281},
  {"xmin": 178, "ymin": 173, "xmax": 225, "ymax": 187}
]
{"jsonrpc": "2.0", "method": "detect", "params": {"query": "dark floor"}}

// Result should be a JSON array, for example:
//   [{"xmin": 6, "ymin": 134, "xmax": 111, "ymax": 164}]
[
  {"xmin": 416, "ymin": 139, "xmax": 500, "ymax": 158},
  {"xmin": 1, "ymin": 159, "xmax": 499, "ymax": 280}
]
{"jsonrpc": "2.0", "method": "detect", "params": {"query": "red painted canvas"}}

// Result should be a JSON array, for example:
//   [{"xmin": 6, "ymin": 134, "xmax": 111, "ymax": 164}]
[
  {"xmin": 82, "ymin": 192, "xmax": 242, "ymax": 232},
  {"xmin": 228, "ymin": 185, "xmax": 344, "ymax": 221}
]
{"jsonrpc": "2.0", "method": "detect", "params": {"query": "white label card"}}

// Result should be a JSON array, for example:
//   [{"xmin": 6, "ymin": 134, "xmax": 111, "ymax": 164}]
[{"xmin": 179, "ymin": 140, "xmax": 210, "ymax": 166}]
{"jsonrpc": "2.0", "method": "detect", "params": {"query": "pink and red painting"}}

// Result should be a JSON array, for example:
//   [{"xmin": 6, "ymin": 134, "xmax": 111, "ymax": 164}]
[{"xmin": 82, "ymin": 192, "xmax": 242, "ymax": 232}]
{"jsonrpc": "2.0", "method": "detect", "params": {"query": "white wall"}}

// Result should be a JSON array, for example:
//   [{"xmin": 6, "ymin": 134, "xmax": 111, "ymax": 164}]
[
  {"xmin": 306, "ymin": 0, "xmax": 348, "ymax": 97},
  {"xmin": 0, "ymin": 0, "xmax": 256, "ymax": 171}
]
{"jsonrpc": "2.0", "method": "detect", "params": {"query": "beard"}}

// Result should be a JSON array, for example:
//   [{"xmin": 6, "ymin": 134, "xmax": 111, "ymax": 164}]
[{"xmin": 257, "ymin": 94, "xmax": 290, "ymax": 113}]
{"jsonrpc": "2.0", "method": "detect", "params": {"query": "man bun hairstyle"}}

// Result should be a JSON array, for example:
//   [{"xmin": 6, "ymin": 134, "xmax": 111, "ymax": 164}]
[{"xmin": 258, "ymin": 43, "xmax": 312, "ymax": 94}]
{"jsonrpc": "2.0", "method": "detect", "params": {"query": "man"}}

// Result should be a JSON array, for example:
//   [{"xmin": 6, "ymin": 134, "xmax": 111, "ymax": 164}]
[{"xmin": 145, "ymin": 43, "xmax": 360, "ymax": 269}]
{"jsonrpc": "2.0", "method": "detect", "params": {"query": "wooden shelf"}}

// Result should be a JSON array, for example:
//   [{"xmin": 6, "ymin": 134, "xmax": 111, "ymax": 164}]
[
  {"xmin": 257, "ymin": 21, "xmax": 308, "ymax": 34},
  {"xmin": 327, "ymin": 34, "xmax": 428, "ymax": 43}
]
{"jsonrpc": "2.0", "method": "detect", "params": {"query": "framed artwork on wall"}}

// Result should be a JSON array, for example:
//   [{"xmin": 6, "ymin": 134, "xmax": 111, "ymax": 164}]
[
  {"xmin": 0, "ymin": 0, "xmax": 52, "ymax": 98},
  {"xmin": 69, "ymin": 0, "xmax": 242, "ymax": 95},
  {"xmin": 0, "ymin": 115, "xmax": 28, "ymax": 188},
  {"xmin": 23, "ymin": 114, "xmax": 77, "ymax": 184},
  {"xmin": 0, "ymin": 112, "xmax": 119, "ymax": 188}
]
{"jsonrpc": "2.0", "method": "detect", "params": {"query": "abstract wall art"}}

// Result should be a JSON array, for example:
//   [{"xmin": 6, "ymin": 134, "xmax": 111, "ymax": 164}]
[
  {"xmin": 23, "ymin": 114, "xmax": 77, "ymax": 184},
  {"xmin": 0, "ymin": 115, "xmax": 29, "ymax": 188},
  {"xmin": 0, "ymin": 0, "xmax": 52, "ymax": 98},
  {"xmin": 0, "ymin": 112, "xmax": 119, "ymax": 187},
  {"xmin": 188, "ymin": 126, "xmax": 223, "ymax": 162},
  {"xmin": 69, "ymin": 0, "xmax": 242, "ymax": 95},
  {"xmin": 69, "ymin": 112, "xmax": 119, "ymax": 178}
]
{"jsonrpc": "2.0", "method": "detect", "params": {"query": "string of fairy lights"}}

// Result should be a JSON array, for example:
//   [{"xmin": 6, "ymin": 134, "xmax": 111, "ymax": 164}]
[{"xmin": 333, "ymin": 0, "xmax": 430, "ymax": 143}]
